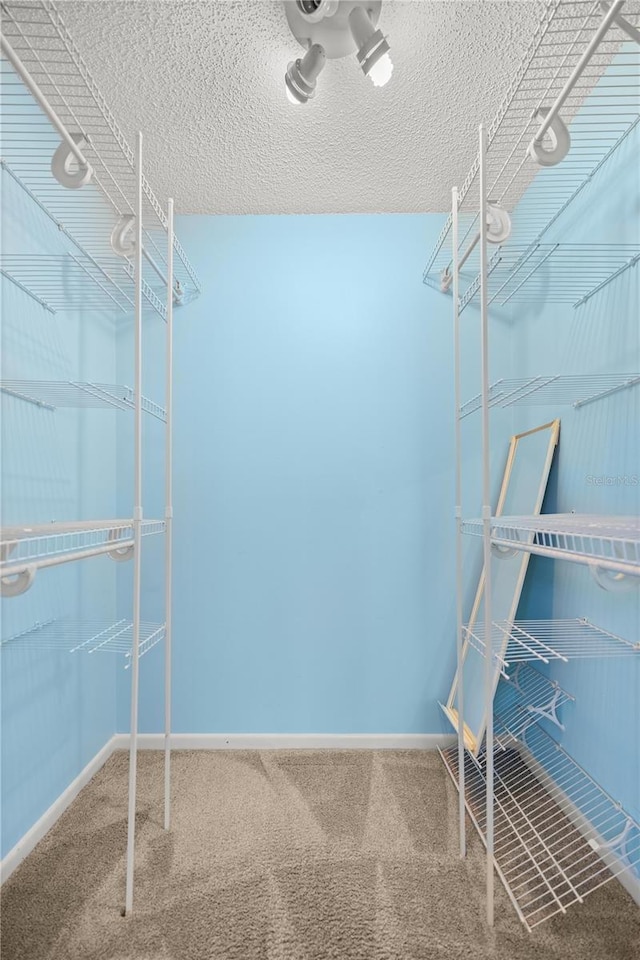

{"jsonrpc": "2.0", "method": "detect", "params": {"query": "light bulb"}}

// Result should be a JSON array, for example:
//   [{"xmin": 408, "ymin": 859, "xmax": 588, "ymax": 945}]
[
  {"xmin": 367, "ymin": 52, "xmax": 393, "ymax": 87},
  {"xmin": 284, "ymin": 43, "xmax": 326, "ymax": 105},
  {"xmin": 348, "ymin": 6, "xmax": 392, "ymax": 88}
]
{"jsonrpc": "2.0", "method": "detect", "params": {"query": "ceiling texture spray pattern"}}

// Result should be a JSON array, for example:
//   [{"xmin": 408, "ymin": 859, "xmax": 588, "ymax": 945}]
[{"xmin": 60, "ymin": 1, "xmax": 544, "ymax": 215}]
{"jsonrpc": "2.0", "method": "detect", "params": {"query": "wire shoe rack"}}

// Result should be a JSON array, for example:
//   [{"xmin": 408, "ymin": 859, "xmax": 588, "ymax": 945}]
[{"xmin": 440, "ymin": 724, "xmax": 640, "ymax": 930}]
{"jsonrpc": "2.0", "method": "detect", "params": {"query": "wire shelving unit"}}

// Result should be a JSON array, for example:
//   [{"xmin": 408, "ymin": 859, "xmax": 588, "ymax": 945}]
[
  {"xmin": 1, "ymin": 619, "xmax": 166, "ymax": 667},
  {"xmin": 423, "ymin": 0, "xmax": 640, "ymax": 311},
  {"xmin": 1, "ymin": 1, "xmax": 183, "ymax": 913},
  {"xmin": 460, "ymin": 373, "xmax": 640, "ymax": 418},
  {"xmin": 0, "ymin": 0, "xmax": 201, "ymax": 305},
  {"xmin": 1, "ymin": 379, "xmax": 166, "ymax": 419},
  {"xmin": 461, "ymin": 514, "xmax": 640, "ymax": 576},
  {"xmin": 440, "ymin": 723, "xmax": 640, "ymax": 931},
  {"xmin": 438, "ymin": 0, "xmax": 640, "ymax": 935}
]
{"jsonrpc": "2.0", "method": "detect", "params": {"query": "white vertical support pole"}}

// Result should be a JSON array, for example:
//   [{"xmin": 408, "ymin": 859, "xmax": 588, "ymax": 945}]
[
  {"xmin": 164, "ymin": 199, "xmax": 174, "ymax": 831},
  {"xmin": 452, "ymin": 186, "xmax": 466, "ymax": 859},
  {"xmin": 479, "ymin": 123, "xmax": 495, "ymax": 927},
  {"xmin": 125, "ymin": 131, "xmax": 143, "ymax": 917}
]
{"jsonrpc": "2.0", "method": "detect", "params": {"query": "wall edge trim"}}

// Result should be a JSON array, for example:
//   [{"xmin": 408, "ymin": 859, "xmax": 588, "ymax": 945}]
[
  {"xmin": 112, "ymin": 732, "xmax": 456, "ymax": 750},
  {"xmin": 0, "ymin": 735, "xmax": 117, "ymax": 885}
]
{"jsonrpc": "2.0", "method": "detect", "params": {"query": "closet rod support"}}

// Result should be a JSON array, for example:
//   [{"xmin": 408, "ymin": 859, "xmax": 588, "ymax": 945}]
[
  {"xmin": 528, "ymin": 0, "xmax": 625, "ymax": 166},
  {"xmin": 1, "ymin": 34, "xmax": 93, "ymax": 186}
]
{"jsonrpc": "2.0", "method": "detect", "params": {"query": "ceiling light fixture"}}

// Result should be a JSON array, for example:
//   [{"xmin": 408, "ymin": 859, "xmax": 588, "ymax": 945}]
[{"xmin": 283, "ymin": 1, "xmax": 392, "ymax": 104}]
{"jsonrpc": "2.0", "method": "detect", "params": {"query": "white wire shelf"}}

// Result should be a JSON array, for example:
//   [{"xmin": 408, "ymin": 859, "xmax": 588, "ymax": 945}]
[
  {"xmin": 1, "ymin": 253, "xmax": 166, "ymax": 319},
  {"xmin": 0, "ymin": 0, "xmax": 201, "ymax": 303},
  {"xmin": 1, "ymin": 379, "xmax": 166, "ymax": 420},
  {"xmin": 464, "ymin": 618, "xmax": 639, "ymax": 671},
  {"xmin": 460, "ymin": 372, "xmax": 640, "ymax": 418},
  {"xmin": 462, "ymin": 514, "xmax": 640, "ymax": 576},
  {"xmin": 1, "ymin": 618, "xmax": 165, "ymax": 667},
  {"xmin": 423, "ymin": 0, "xmax": 640, "ymax": 301},
  {"xmin": 1, "ymin": 519, "xmax": 165, "ymax": 578},
  {"xmin": 440, "ymin": 724, "xmax": 640, "ymax": 930},
  {"xmin": 492, "ymin": 663, "xmax": 575, "ymax": 749},
  {"xmin": 458, "ymin": 244, "xmax": 640, "ymax": 312}
]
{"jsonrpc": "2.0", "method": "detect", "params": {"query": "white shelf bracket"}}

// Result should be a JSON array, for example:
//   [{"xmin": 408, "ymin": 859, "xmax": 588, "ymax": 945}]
[
  {"xmin": 0, "ymin": 34, "xmax": 94, "ymax": 189},
  {"xmin": 588, "ymin": 815, "xmax": 636, "ymax": 867},
  {"xmin": 526, "ymin": 686, "xmax": 565, "ymax": 731},
  {"xmin": 0, "ymin": 565, "xmax": 36, "ymax": 597}
]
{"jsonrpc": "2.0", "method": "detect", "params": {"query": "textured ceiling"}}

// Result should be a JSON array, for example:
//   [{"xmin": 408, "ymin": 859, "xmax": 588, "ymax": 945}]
[{"xmin": 60, "ymin": 1, "xmax": 544, "ymax": 214}]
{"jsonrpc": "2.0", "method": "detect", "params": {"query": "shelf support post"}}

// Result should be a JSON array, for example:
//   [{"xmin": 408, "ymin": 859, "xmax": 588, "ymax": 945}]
[
  {"xmin": 479, "ymin": 122, "xmax": 495, "ymax": 928},
  {"xmin": 452, "ymin": 186, "xmax": 466, "ymax": 859},
  {"xmin": 164, "ymin": 199, "xmax": 174, "ymax": 831},
  {"xmin": 124, "ymin": 131, "xmax": 144, "ymax": 917}
]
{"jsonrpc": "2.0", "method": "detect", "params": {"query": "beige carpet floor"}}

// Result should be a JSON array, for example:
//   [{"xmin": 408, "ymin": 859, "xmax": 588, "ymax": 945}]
[{"xmin": 1, "ymin": 749, "xmax": 638, "ymax": 960}]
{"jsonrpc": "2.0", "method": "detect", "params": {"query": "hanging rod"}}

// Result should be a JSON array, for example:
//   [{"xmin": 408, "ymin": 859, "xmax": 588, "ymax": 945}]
[{"xmin": 0, "ymin": 32, "xmax": 92, "ymax": 176}]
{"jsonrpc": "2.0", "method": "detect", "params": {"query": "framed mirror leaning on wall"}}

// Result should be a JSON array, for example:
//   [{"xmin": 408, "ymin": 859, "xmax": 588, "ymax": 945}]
[{"xmin": 444, "ymin": 419, "xmax": 561, "ymax": 755}]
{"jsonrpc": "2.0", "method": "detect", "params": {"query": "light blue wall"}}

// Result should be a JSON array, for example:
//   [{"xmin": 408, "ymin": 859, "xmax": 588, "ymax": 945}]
[
  {"xmin": 126, "ymin": 213, "xmax": 466, "ymax": 735},
  {"xmin": 1, "ymin": 168, "xmax": 119, "ymax": 858}
]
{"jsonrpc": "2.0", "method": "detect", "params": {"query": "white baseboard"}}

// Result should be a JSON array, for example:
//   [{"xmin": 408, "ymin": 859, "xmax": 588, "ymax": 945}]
[
  {"xmin": 112, "ymin": 732, "xmax": 456, "ymax": 751},
  {"xmin": 1, "ymin": 731, "xmax": 453, "ymax": 885},
  {"xmin": 0, "ymin": 736, "xmax": 117, "ymax": 885}
]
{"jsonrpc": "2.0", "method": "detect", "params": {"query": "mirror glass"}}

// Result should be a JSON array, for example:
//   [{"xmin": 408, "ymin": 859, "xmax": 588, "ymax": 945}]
[{"xmin": 447, "ymin": 419, "xmax": 560, "ymax": 754}]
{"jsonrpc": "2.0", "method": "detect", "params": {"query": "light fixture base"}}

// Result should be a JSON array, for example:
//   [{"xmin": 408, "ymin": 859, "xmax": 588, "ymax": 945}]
[{"xmin": 284, "ymin": 0, "xmax": 382, "ymax": 59}]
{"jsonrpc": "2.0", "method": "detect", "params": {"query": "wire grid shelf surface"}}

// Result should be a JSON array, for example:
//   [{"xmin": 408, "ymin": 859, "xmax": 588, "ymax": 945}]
[
  {"xmin": 462, "ymin": 514, "xmax": 640, "ymax": 573},
  {"xmin": 1, "ymin": 379, "xmax": 166, "ymax": 420},
  {"xmin": 464, "ymin": 618, "xmax": 639, "ymax": 670},
  {"xmin": 1, "ymin": 618, "xmax": 166, "ymax": 666},
  {"xmin": 440, "ymin": 730, "xmax": 640, "ymax": 929},
  {"xmin": 0, "ymin": 0, "xmax": 201, "ymax": 301},
  {"xmin": 492, "ymin": 663, "xmax": 574, "ymax": 748},
  {"xmin": 423, "ymin": 0, "xmax": 640, "ymax": 302},
  {"xmin": 1, "ymin": 519, "xmax": 165, "ymax": 573},
  {"xmin": 0, "ymin": 252, "xmax": 166, "ymax": 319},
  {"xmin": 458, "ymin": 244, "xmax": 640, "ymax": 312},
  {"xmin": 460, "ymin": 372, "xmax": 640, "ymax": 417}
]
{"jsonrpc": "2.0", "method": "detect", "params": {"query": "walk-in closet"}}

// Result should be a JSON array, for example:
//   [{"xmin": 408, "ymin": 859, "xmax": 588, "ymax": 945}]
[{"xmin": 1, "ymin": 2, "xmax": 638, "ymax": 959}]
